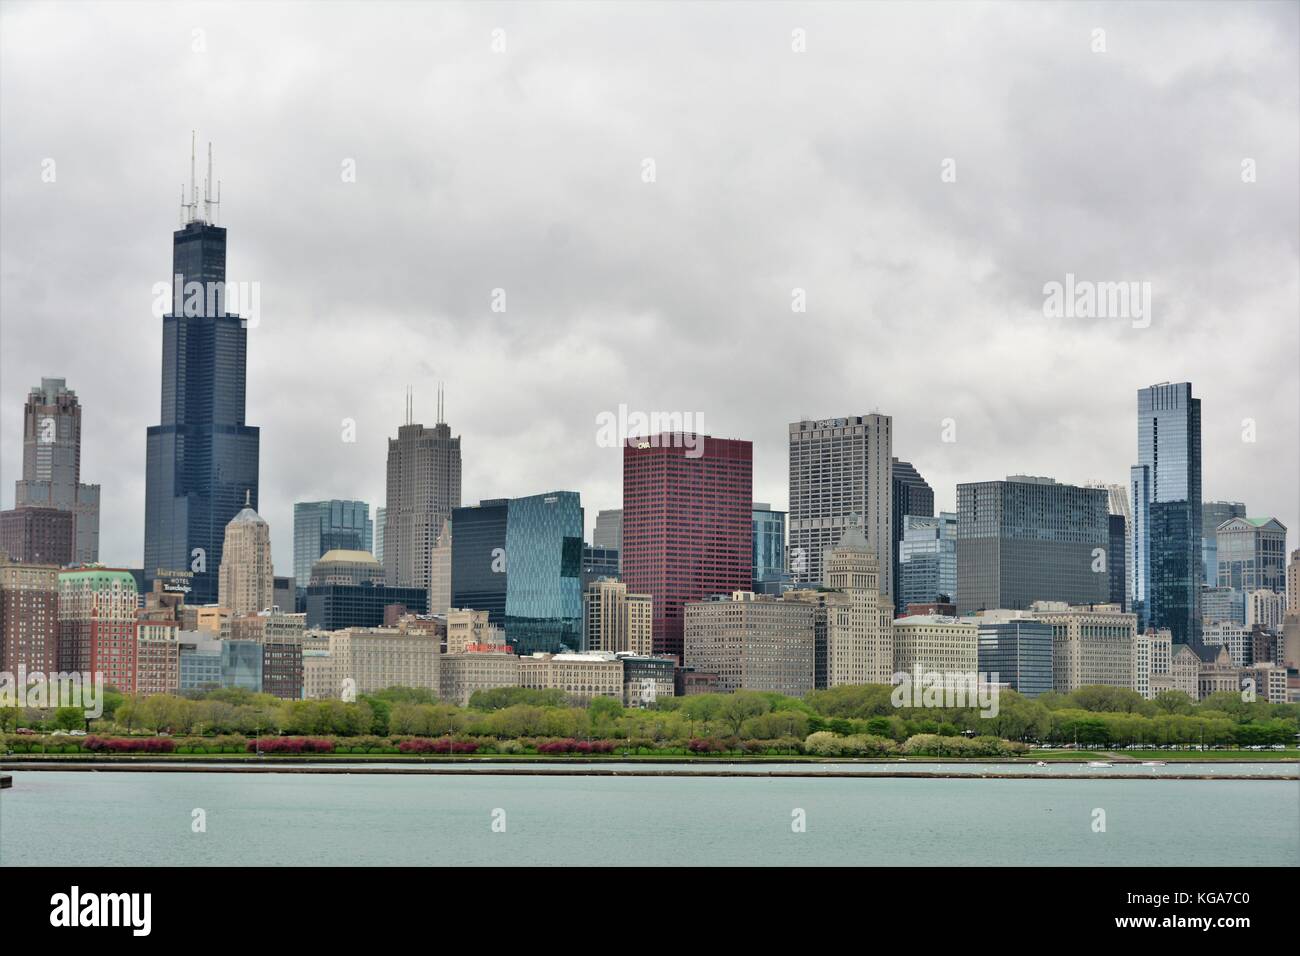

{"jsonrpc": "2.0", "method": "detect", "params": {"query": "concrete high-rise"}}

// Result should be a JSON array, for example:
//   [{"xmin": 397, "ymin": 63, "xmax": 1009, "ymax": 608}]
[
  {"xmin": 788, "ymin": 416, "xmax": 893, "ymax": 598},
  {"xmin": 0, "ymin": 554, "xmax": 59, "ymax": 673},
  {"xmin": 58, "ymin": 568, "xmax": 139, "ymax": 690},
  {"xmin": 1130, "ymin": 383, "xmax": 1202, "ymax": 646},
  {"xmin": 955, "ymin": 476, "xmax": 1109, "ymax": 613},
  {"xmin": 624, "ymin": 434, "xmax": 752, "ymax": 660},
  {"xmin": 583, "ymin": 577, "xmax": 652, "ymax": 656},
  {"xmin": 217, "ymin": 497, "xmax": 274, "ymax": 617},
  {"xmin": 383, "ymin": 389, "xmax": 461, "ymax": 592},
  {"xmin": 144, "ymin": 140, "xmax": 259, "ymax": 604},
  {"xmin": 593, "ymin": 509, "xmax": 623, "ymax": 563},
  {"xmin": 13, "ymin": 378, "xmax": 100, "ymax": 564}
]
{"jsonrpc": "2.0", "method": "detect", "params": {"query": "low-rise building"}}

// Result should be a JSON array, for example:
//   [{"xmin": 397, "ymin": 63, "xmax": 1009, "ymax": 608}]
[
  {"xmin": 892, "ymin": 615, "xmax": 978, "ymax": 676},
  {"xmin": 1029, "ymin": 601, "xmax": 1136, "ymax": 693},
  {"xmin": 438, "ymin": 649, "xmax": 520, "ymax": 706},
  {"xmin": 328, "ymin": 626, "xmax": 441, "ymax": 696},
  {"xmin": 683, "ymin": 592, "xmax": 815, "ymax": 696},
  {"xmin": 517, "ymin": 651, "xmax": 623, "ymax": 702},
  {"xmin": 618, "ymin": 654, "xmax": 676, "ymax": 707}
]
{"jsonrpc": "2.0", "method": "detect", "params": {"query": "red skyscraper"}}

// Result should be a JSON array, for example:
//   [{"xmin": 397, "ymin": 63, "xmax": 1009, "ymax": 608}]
[{"xmin": 622, "ymin": 434, "xmax": 753, "ymax": 661}]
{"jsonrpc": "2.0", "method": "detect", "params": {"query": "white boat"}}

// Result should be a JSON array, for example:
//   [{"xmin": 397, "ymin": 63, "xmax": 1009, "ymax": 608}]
[
  {"xmin": 1142, "ymin": 761, "xmax": 1166, "ymax": 767},
  {"xmin": 1035, "ymin": 761, "xmax": 1047, "ymax": 767},
  {"xmin": 1087, "ymin": 761, "xmax": 1112, "ymax": 768}
]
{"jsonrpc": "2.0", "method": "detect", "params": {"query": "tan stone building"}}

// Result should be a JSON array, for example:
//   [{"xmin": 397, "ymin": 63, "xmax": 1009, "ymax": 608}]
[
  {"xmin": 301, "ymin": 629, "xmax": 336, "ymax": 699},
  {"xmin": 1132, "ymin": 627, "xmax": 1172, "ymax": 700},
  {"xmin": 891, "ymin": 615, "xmax": 978, "ymax": 675},
  {"xmin": 181, "ymin": 604, "xmax": 230, "ymax": 635},
  {"xmin": 583, "ymin": 578, "xmax": 652, "ymax": 656},
  {"xmin": 684, "ymin": 592, "xmax": 815, "ymax": 696},
  {"xmin": 439, "ymin": 649, "xmax": 521, "ymax": 706},
  {"xmin": 135, "ymin": 620, "xmax": 180, "ymax": 696},
  {"xmin": 517, "ymin": 651, "xmax": 623, "ymax": 702},
  {"xmin": 328, "ymin": 626, "xmax": 440, "ymax": 695},
  {"xmin": 0, "ymin": 555, "xmax": 59, "ymax": 674},
  {"xmin": 428, "ymin": 517, "xmax": 452, "ymax": 615},
  {"xmin": 445, "ymin": 607, "xmax": 504, "ymax": 654},
  {"xmin": 1030, "ymin": 601, "xmax": 1136, "ymax": 693},
  {"xmin": 217, "ymin": 500, "xmax": 273, "ymax": 617}
]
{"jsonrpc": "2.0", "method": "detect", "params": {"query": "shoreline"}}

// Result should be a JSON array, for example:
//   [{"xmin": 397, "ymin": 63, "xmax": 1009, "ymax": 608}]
[{"xmin": 2, "ymin": 760, "xmax": 1294, "ymax": 781}]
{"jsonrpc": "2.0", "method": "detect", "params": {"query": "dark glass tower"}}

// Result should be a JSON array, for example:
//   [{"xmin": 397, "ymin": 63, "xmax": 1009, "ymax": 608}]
[
  {"xmin": 143, "ymin": 154, "xmax": 259, "ymax": 604},
  {"xmin": 1130, "ymin": 382, "xmax": 1202, "ymax": 647}
]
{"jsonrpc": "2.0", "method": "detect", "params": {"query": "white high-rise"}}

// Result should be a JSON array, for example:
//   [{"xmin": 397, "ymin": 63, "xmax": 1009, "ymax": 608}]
[{"xmin": 788, "ymin": 415, "xmax": 893, "ymax": 598}]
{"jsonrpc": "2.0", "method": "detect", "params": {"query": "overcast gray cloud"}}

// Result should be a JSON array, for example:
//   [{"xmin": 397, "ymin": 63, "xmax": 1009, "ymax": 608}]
[{"xmin": 1, "ymin": 0, "xmax": 1296, "ymax": 573}]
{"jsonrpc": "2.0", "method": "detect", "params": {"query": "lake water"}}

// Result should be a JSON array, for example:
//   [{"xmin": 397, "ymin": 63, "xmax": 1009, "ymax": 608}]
[{"xmin": 2, "ymin": 771, "xmax": 1296, "ymax": 866}]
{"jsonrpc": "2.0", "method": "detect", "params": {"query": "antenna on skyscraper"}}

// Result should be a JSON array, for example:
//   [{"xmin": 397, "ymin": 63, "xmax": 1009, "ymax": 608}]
[
  {"xmin": 203, "ymin": 142, "xmax": 221, "ymax": 224},
  {"xmin": 181, "ymin": 131, "xmax": 199, "ymax": 224}
]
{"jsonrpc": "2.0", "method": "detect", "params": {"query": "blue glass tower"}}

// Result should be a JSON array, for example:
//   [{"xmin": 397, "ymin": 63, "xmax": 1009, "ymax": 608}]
[
  {"xmin": 1130, "ymin": 383, "xmax": 1202, "ymax": 646},
  {"xmin": 751, "ymin": 502, "xmax": 787, "ymax": 594},
  {"xmin": 143, "ymin": 144, "xmax": 259, "ymax": 604}
]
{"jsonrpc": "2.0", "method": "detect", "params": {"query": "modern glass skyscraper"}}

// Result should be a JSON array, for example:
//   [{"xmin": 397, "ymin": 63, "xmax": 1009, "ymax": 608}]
[
  {"xmin": 751, "ymin": 502, "xmax": 787, "ymax": 594},
  {"xmin": 1202, "ymin": 500, "xmax": 1246, "ymax": 586},
  {"xmin": 293, "ymin": 500, "xmax": 373, "ymax": 590},
  {"xmin": 890, "ymin": 459, "xmax": 933, "ymax": 613},
  {"xmin": 1130, "ymin": 382, "xmax": 1203, "ymax": 646},
  {"xmin": 144, "ymin": 151, "xmax": 259, "ymax": 605},
  {"xmin": 449, "ymin": 493, "xmax": 584, "ymax": 653},
  {"xmin": 898, "ymin": 512, "xmax": 957, "ymax": 609}
]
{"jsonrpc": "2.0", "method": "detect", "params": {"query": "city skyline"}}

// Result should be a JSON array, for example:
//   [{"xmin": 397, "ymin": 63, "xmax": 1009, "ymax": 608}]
[{"xmin": 2, "ymin": 2, "xmax": 1297, "ymax": 574}]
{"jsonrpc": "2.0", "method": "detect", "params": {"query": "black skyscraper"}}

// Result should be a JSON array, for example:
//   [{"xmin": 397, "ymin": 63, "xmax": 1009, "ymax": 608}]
[{"xmin": 143, "ymin": 139, "xmax": 259, "ymax": 604}]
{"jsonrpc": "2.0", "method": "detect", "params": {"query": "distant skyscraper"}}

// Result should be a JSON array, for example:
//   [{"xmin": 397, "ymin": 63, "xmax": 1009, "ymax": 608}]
[
  {"xmin": 751, "ymin": 502, "xmax": 787, "ymax": 594},
  {"xmin": 374, "ymin": 507, "xmax": 386, "ymax": 566},
  {"xmin": 293, "ymin": 500, "xmax": 372, "ymax": 593},
  {"xmin": 955, "ymin": 476, "xmax": 1109, "ymax": 613},
  {"xmin": 1086, "ymin": 481, "xmax": 1132, "ymax": 611},
  {"xmin": 384, "ymin": 387, "xmax": 461, "ymax": 591},
  {"xmin": 13, "ymin": 378, "xmax": 100, "ymax": 564},
  {"xmin": 624, "ymin": 435, "xmax": 752, "ymax": 660},
  {"xmin": 1130, "ymin": 382, "xmax": 1202, "ymax": 646},
  {"xmin": 788, "ymin": 415, "xmax": 892, "ymax": 596},
  {"xmin": 0, "ymin": 507, "xmax": 73, "ymax": 566},
  {"xmin": 593, "ymin": 508, "xmax": 623, "ymax": 567},
  {"xmin": 1216, "ymin": 517, "xmax": 1287, "ymax": 593},
  {"xmin": 217, "ymin": 496, "xmax": 273, "ymax": 616},
  {"xmin": 890, "ymin": 459, "xmax": 933, "ymax": 613},
  {"xmin": 0, "ymin": 554, "xmax": 59, "ymax": 673},
  {"xmin": 1202, "ymin": 501, "xmax": 1246, "ymax": 586},
  {"xmin": 144, "ymin": 140, "xmax": 259, "ymax": 604}
]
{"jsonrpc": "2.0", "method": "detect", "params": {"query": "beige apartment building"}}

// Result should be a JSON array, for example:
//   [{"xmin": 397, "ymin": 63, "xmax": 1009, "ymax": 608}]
[
  {"xmin": 1030, "ymin": 601, "xmax": 1136, "ymax": 693},
  {"xmin": 0, "ymin": 555, "xmax": 59, "ymax": 674},
  {"xmin": 1132, "ymin": 627, "xmax": 1172, "ymax": 700},
  {"xmin": 684, "ymin": 592, "xmax": 815, "ymax": 696},
  {"xmin": 135, "ymin": 620, "xmax": 180, "ymax": 696},
  {"xmin": 327, "ymin": 626, "xmax": 440, "ymax": 695},
  {"xmin": 583, "ymin": 577, "xmax": 653, "ymax": 656},
  {"xmin": 891, "ymin": 615, "xmax": 978, "ymax": 675},
  {"xmin": 301, "ymin": 630, "xmax": 336, "ymax": 699},
  {"xmin": 517, "ymin": 651, "xmax": 623, "ymax": 702},
  {"xmin": 217, "ymin": 501, "xmax": 274, "ymax": 617},
  {"xmin": 439, "ymin": 649, "xmax": 520, "ymax": 706}
]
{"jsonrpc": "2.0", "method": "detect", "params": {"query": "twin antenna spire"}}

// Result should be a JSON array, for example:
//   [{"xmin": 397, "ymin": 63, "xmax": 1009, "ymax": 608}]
[
  {"xmin": 180, "ymin": 130, "xmax": 221, "ymax": 226},
  {"xmin": 403, "ymin": 383, "xmax": 447, "ymax": 426}
]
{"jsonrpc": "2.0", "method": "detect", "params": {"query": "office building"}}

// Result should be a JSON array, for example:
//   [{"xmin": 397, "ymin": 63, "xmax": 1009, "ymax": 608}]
[
  {"xmin": 788, "ymin": 416, "xmax": 892, "ymax": 596},
  {"xmin": 144, "ymin": 149, "xmax": 260, "ymax": 604},
  {"xmin": 583, "ymin": 577, "xmax": 653, "ymax": 655},
  {"xmin": 976, "ymin": 617, "xmax": 1054, "ymax": 697},
  {"xmin": 891, "ymin": 459, "xmax": 933, "ymax": 613},
  {"xmin": 1246, "ymin": 589, "xmax": 1286, "ymax": 631},
  {"xmin": 593, "ymin": 508, "xmax": 623, "ymax": 566},
  {"xmin": 625, "ymin": 434, "xmax": 752, "ymax": 660},
  {"xmin": 892, "ymin": 615, "xmax": 979, "ymax": 675},
  {"xmin": 1216, "ymin": 517, "xmax": 1287, "ymax": 593},
  {"xmin": 178, "ymin": 632, "xmax": 223, "ymax": 691},
  {"xmin": 0, "ymin": 507, "xmax": 73, "ymax": 567},
  {"xmin": 13, "ymin": 378, "xmax": 100, "ymax": 564},
  {"xmin": 429, "ymin": 516, "xmax": 452, "ymax": 614},
  {"xmin": 683, "ymin": 591, "xmax": 815, "ymax": 697},
  {"xmin": 438, "ymin": 649, "xmax": 520, "ymax": 706},
  {"xmin": 293, "ymin": 500, "xmax": 372, "ymax": 598},
  {"xmin": 815, "ymin": 523, "xmax": 893, "ymax": 685},
  {"xmin": 446, "ymin": 607, "xmax": 506, "ymax": 654},
  {"xmin": 897, "ymin": 512, "xmax": 957, "ymax": 609},
  {"xmin": 956, "ymin": 476, "xmax": 1109, "ymax": 614},
  {"xmin": 135, "ymin": 621, "xmax": 181, "ymax": 696},
  {"xmin": 328, "ymin": 626, "xmax": 441, "ymax": 696},
  {"xmin": 1202, "ymin": 501, "xmax": 1246, "ymax": 586},
  {"xmin": 383, "ymin": 389, "xmax": 461, "ymax": 592},
  {"xmin": 1130, "ymin": 382, "xmax": 1202, "ymax": 646},
  {"xmin": 0, "ymin": 555, "xmax": 59, "ymax": 673},
  {"xmin": 1132, "ymin": 627, "xmax": 1173, "ymax": 700},
  {"xmin": 752, "ymin": 502, "xmax": 787, "ymax": 595},
  {"xmin": 217, "ymin": 497, "xmax": 273, "ymax": 616},
  {"xmin": 1030, "ymin": 600, "xmax": 1137, "ymax": 693},
  {"xmin": 580, "ymin": 544, "xmax": 620, "ymax": 589},
  {"xmin": 619, "ymin": 654, "xmax": 676, "ymax": 707},
  {"xmin": 374, "ymin": 507, "xmax": 386, "ymax": 566},
  {"xmin": 1201, "ymin": 586, "xmax": 1245, "ymax": 626}
]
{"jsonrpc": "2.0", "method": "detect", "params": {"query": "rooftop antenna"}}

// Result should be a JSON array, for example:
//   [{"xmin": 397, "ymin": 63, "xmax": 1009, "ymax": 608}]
[
  {"xmin": 180, "ymin": 130, "xmax": 199, "ymax": 224},
  {"xmin": 203, "ymin": 141, "xmax": 221, "ymax": 224},
  {"xmin": 437, "ymin": 382, "xmax": 444, "ymax": 424}
]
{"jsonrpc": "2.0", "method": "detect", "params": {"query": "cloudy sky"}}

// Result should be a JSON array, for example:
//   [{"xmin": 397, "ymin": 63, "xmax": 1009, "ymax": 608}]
[{"xmin": 2, "ymin": 0, "xmax": 1297, "ymax": 574}]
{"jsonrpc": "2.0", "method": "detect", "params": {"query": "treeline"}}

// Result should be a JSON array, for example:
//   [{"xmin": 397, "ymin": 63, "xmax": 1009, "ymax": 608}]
[{"xmin": 3, "ymin": 683, "xmax": 1296, "ymax": 748}]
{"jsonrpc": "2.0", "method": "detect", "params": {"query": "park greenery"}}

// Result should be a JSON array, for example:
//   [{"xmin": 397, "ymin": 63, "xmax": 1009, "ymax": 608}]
[{"xmin": 2, "ymin": 683, "xmax": 1296, "ymax": 757}]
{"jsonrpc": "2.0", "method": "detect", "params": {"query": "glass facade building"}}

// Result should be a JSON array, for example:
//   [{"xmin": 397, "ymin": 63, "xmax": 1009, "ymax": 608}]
[
  {"xmin": 891, "ymin": 459, "xmax": 935, "ymax": 613},
  {"xmin": 581, "ymin": 544, "xmax": 620, "ymax": 589},
  {"xmin": 1202, "ymin": 501, "xmax": 1246, "ymax": 588},
  {"xmin": 450, "ymin": 493, "xmax": 584, "ymax": 654},
  {"xmin": 304, "ymin": 583, "xmax": 428, "ymax": 630},
  {"xmin": 144, "ymin": 219, "xmax": 259, "ymax": 604},
  {"xmin": 977, "ymin": 620, "xmax": 1054, "ymax": 697},
  {"xmin": 898, "ymin": 512, "xmax": 957, "ymax": 609},
  {"xmin": 751, "ymin": 502, "xmax": 787, "ymax": 594},
  {"xmin": 293, "ymin": 500, "xmax": 373, "ymax": 594},
  {"xmin": 955, "ymin": 477, "xmax": 1109, "ymax": 614},
  {"xmin": 1130, "ymin": 383, "xmax": 1202, "ymax": 646}
]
